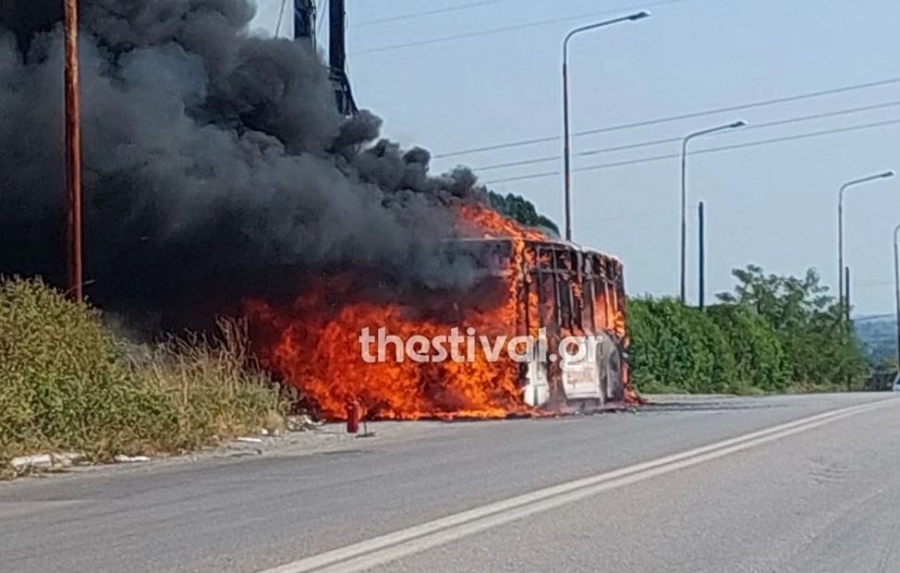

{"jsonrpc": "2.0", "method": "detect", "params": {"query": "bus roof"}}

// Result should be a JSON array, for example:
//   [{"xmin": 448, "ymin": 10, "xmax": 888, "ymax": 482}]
[{"xmin": 445, "ymin": 236, "xmax": 622, "ymax": 264}]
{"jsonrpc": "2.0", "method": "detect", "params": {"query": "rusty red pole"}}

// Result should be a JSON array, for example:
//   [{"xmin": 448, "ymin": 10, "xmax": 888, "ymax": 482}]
[{"xmin": 64, "ymin": 0, "xmax": 84, "ymax": 303}]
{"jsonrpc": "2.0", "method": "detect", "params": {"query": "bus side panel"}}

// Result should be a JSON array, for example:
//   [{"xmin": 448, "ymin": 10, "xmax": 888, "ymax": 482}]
[
  {"xmin": 592, "ymin": 255, "xmax": 609, "ymax": 334},
  {"xmin": 612, "ymin": 259, "xmax": 642, "ymax": 404}
]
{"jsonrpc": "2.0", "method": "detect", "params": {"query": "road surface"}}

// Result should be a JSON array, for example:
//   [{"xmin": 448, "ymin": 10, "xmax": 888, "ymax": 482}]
[{"xmin": 1, "ymin": 393, "xmax": 898, "ymax": 573}]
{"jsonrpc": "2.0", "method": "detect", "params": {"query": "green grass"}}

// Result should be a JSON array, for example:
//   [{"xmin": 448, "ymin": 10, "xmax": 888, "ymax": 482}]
[{"xmin": 0, "ymin": 277, "xmax": 290, "ymax": 476}]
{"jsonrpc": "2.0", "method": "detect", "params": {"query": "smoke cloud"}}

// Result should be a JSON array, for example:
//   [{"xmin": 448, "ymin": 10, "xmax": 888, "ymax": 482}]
[{"xmin": 0, "ymin": 0, "xmax": 486, "ymax": 327}]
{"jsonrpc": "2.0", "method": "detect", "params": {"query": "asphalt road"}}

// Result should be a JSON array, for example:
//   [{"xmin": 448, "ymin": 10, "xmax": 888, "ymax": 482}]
[{"xmin": 1, "ymin": 393, "xmax": 898, "ymax": 573}]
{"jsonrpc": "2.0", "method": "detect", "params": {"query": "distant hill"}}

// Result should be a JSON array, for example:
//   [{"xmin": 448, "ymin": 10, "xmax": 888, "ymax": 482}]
[{"xmin": 854, "ymin": 314, "xmax": 896, "ymax": 365}]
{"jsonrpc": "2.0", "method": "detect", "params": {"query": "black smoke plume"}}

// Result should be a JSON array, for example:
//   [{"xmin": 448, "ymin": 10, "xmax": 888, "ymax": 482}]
[{"xmin": 0, "ymin": 0, "xmax": 487, "ymax": 329}]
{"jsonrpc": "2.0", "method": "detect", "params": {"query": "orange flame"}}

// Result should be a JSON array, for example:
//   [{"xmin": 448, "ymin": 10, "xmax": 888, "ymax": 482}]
[
  {"xmin": 245, "ymin": 202, "xmax": 640, "ymax": 420},
  {"xmin": 458, "ymin": 204, "xmax": 548, "ymax": 241},
  {"xmin": 246, "ymin": 284, "xmax": 523, "ymax": 420}
]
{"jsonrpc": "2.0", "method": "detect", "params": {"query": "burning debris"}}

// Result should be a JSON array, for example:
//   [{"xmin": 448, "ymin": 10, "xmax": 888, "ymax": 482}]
[{"xmin": 0, "ymin": 0, "xmax": 638, "ymax": 420}]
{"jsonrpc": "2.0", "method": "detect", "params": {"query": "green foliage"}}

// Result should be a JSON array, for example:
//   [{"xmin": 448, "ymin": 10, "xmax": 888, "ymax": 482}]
[
  {"xmin": 627, "ymin": 298, "xmax": 736, "ymax": 394},
  {"xmin": 717, "ymin": 265, "xmax": 866, "ymax": 388},
  {"xmin": 706, "ymin": 304, "xmax": 790, "ymax": 392},
  {"xmin": 628, "ymin": 264, "xmax": 867, "ymax": 395},
  {"xmin": 0, "ymin": 277, "xmax": 288, "ymax": 472},
  {"xmin": 0, "ymin": 277, "xmax": 178, "ymax": 462},
  {"xmin": 485, "ymin": 191, "xmax": 560, "ymax": 236},
  {"xmin": 130, "ymin": 319, "xmax": 289, "ymax": 450}
]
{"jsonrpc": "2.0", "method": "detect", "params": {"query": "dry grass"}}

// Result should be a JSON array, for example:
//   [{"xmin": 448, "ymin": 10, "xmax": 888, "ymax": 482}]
[
  {"xmin": 0, "ymin": 277, "xmax": 291, "ymax": 474},
  {"xmin": 130, "ymin": 318, "xmax": 289, "ymax": 449}
]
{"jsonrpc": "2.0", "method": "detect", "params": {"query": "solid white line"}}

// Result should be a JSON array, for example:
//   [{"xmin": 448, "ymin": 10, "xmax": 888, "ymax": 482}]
[{"xmin": 257, "ymin": 398, "xmax": 894, "ymax": 573}]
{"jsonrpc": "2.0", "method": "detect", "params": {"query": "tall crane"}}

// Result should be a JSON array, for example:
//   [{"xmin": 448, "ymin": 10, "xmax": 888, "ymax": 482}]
[{"xmin": 294, "ymin": 0, "xmax": 358, "ymax": 117}]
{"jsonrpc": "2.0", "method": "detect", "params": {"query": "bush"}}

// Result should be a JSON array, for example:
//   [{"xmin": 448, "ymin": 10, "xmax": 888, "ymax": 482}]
[
  {"xmin": 627, "ymin": 298, "xmax": 735, "ymax": 394},
  {"xmin": 626, "ymin": 265, "xmax": 868, "ymax": 396},
  {"xmin": 0, "ymin": 277, "xmax": 289, "ymax": 471},
  {"xmin": 0, "ymin": 277, "xmax": 178, "ymax": 463},
  {"xmin": 706, "ymin": 304, "xmax": 789, "ymax": 392}
]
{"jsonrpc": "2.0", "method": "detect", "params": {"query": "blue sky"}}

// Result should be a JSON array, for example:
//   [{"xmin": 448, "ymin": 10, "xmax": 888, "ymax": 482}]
[{"xmin": 250, "ymin": 0, "xmax": 900, "ymax": 316}]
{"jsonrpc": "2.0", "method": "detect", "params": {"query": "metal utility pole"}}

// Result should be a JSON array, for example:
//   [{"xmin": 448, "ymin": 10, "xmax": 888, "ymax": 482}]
[
  {"xmin": 561, "ymin": 10, "xmax": 650, "ymax": 243},
  {"xmin": 294, "ymin": 0, "xmax": 316, "ymax": 46},
  {"xmin": 698, "ymin": 200, "xmax": 706, "ymax": 311},
  {"xmin": 844, "ymin": 266, "xmax": 852, "ymax": 326},
  {"xmin": 329, "ymin": 0, "xmax": 357, "ymax": 116},
  {"xmin": 845, "ymin": 265, "xmax": 852, "ymax": 392},
  {"xmin": 679, "ymin": 120, "xmax": 745, "ymax": 303},
  {"xmin": 837, "ymin": 170, "xmax": 894, "ymax": 317},
  {"xmin": 893, "ymin": 224, "xmax": 900, "ymax": 371},
  {"xmin": 64, "ymin": 0, "xmax": 83, "ymax": 303}
]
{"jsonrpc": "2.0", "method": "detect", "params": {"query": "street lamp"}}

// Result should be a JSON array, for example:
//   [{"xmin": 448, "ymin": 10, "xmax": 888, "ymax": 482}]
[
  {"xmin": 837, "ymin": 170, "xmax": 894, "ymax": 314},
  {"xmin": 678, "ymin": 120, "xmax": 746, "ymax": 303},
  {"xmin": 562, "ymin": 10, "xmax": 650, "ymax": 243},
  {"xmin": 893, "ymin": 223, "xmax": 900, "ymax": 370}
]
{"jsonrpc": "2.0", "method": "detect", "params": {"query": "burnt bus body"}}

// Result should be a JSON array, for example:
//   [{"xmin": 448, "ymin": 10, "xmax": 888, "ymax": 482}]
[{"xmin": 451, "ymin": 237, "xmax": 631, "ymax": 411}]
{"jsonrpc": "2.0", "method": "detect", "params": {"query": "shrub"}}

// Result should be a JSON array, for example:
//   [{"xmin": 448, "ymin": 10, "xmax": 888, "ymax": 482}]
[
  {"xmin": 706, "ymin": 304, "xmax": 789, "ymax": 392},
  {"xmin": 130, "ymin": 318, "xmax": 288, "ymax": 449},
  {"xmin": 0, "ymin": 277, "xmax": 289, "ymax": 471},
  {"xmin": 627, "ymin": 298, "xmax": 735, "ymax": 394},
  {"xmin": 626, "ymin": 265, "xmax": 868, "ymax": 396},
  {"xmin": 0, "ymin": 277, "xmax": 177, "ymax": 462}
]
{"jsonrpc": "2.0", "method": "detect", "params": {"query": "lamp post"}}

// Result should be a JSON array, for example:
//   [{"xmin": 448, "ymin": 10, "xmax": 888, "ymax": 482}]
[
  {"xmin": 562, "ymin": 10, "xmax": 650, "ymax": 243},
  {"xmin": 698, "ymin": 200, "xmax": 706, "ymax": 311},
  {"xmin": 64, "ymin": 0, "xmax": 83, "ymax": 303},
  {"xmin": 837, "ymin": 171, "xmax": 894, "ymax": 314},
  {"xmin": 679, "ymin": 120, "xmax": 746, "ymax": 303},
  {"xmin": 893, "ymin": 223, "xmax": 900, "ymax": 370}
]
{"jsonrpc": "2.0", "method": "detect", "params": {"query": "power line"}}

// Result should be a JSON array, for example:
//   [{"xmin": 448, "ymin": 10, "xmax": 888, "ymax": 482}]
[
  {"xmin": 474, "ymin": 99, "xmax": 900, "ymax": 172},
  {"xmin": 483, "ymin": 117, "xmax": 900, "ymax": 185},
  {"xmin": 352, "ymin": 0, "xmax": 510, "ymax": 28},
  {"xmin": 352, "ymin": 0, "xmax": 690, "ymax": 55},
  {"xmin": 586, "ymin": 209, "xmax": 671, "ymax": 224},
  {"xmin": 436, "ymin": 76, "xmax": 900, "ymax": 159}
]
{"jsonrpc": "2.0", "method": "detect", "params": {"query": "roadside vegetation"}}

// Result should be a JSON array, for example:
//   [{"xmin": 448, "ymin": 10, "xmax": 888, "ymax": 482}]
[
  {"xmin": 485, "ymin": 191, "xmax": 561, "ymax": 236},
  {"xmin": 628, "ymin": 265, "xmax": 867, "ymax": 395},
  {"xmin": 0, "ymin": 277, "xmax": 290, "ymax": 476}
]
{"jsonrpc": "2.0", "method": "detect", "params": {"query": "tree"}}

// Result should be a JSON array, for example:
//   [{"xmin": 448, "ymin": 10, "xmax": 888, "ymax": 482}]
[
  {"xmin": 716, "ymin": 265, "xmax": 866, "ymax": 388},
  {"xmin": 484, "ymin": 191, "xmax": 560, "ymax": 236},
  {"xmin": 626, "ymin": 265, "xmax": 868, "ymax": 395}
]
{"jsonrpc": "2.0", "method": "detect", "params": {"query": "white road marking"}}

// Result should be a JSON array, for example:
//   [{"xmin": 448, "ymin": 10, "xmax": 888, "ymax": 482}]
[{"xmin": 257, "ymin": 398, "xmax": 896, "ymax": 573}]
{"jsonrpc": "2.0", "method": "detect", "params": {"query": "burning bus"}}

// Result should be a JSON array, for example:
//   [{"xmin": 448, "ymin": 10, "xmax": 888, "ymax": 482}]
[
  {"xmin": 246, "ymin": 204, "xmax": 637, "ymax": 420},
  {"xmin": 446, "ymin": 235, "xmax": 632, "ymax": 412}
]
